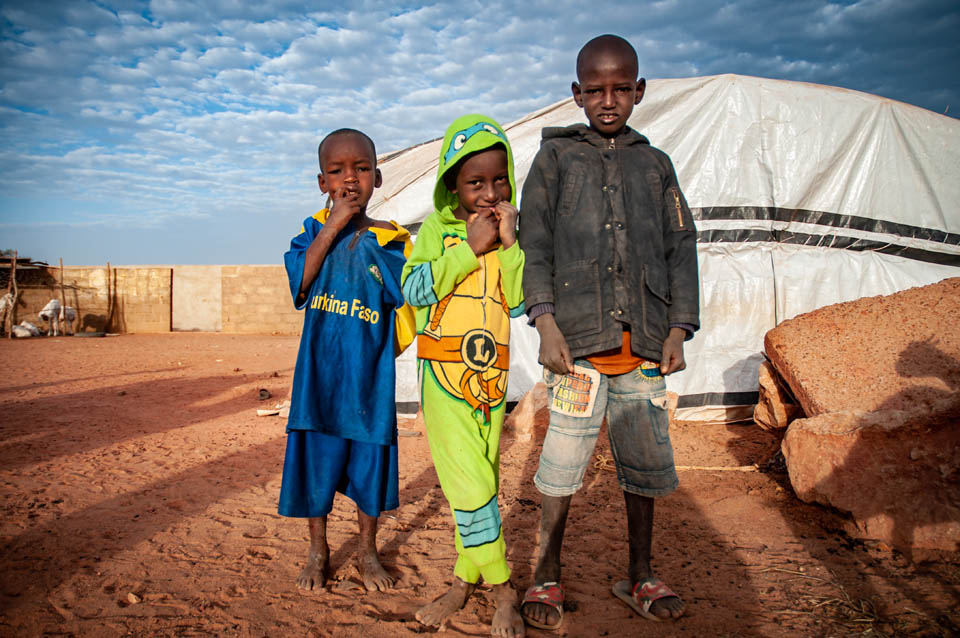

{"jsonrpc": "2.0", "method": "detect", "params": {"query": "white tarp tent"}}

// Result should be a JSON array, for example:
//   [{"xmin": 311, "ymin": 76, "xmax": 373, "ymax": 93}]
[{"xmin": 369, "ymin": 74, "xmax": 960, "ymax": 420}]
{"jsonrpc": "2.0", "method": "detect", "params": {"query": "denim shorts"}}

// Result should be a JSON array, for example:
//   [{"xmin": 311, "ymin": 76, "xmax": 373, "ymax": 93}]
[{"xmin": 534, "ymin": 359, "xmax": 678, "ymax": 498}]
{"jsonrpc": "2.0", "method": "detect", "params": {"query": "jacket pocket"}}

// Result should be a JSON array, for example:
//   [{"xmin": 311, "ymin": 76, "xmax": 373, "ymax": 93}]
[
  {"xmin": 553, "ymin": 260, "xmax": 601, "ymax": 339},
  {"xmin": 558, "ymin": 165, "xmax": 585, "ymax": 216},
  {"xmin": 644, "ymin": 265, "xmax": 671, "ymax": 304},
  {"xmin": 640, "ymin": 265, "xmax": 670, "ymax": 342}
]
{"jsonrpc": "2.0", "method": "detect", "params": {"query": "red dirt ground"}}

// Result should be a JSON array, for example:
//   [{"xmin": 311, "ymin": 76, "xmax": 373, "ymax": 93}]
[{"xmin": 0, "ymin": 334, "xmax": 957, "ymax": 638}]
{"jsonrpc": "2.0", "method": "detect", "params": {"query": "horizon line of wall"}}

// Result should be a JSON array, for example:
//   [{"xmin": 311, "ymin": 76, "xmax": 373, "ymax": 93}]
[{"xmin": 5, "ymin": 265, "xmax": 301, "ymax": 335}]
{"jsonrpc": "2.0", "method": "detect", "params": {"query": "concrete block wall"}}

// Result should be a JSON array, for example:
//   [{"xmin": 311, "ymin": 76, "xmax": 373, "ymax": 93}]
[
  {"xmin": 112, "ymin": 268, "xmax": 172, "ymax": 333},
  {"xmin": 5, "ymin": 264, "xmax": 299, "ymax": 335},
  {"xmin": 221, "ymin": 265, "xmax": 302, "ymax": 335},
  {"xmin": 8, "ymin": 266, "xmax": 171, "ymax": 333}
]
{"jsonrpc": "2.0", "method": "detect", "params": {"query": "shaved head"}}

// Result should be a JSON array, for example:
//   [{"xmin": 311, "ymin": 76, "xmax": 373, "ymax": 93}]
[
  {"xmin": 576, "ymin": 34, "xmax": 638, "ymax": 81},
  {"xmin": 318, "ymin": 128, "xmax": 376, "ymax": 172}
]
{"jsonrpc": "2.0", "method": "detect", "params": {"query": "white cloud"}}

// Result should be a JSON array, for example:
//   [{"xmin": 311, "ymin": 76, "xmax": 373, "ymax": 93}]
[{"xmin": 0, "ymin": 0, "xmax": 957, "ymax": 264}]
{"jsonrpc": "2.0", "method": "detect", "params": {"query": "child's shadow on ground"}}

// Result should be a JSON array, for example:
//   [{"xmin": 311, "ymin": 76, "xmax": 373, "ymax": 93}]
[{"xmin": 495, "ymin": 404, "xmax": 765, "ymax": 636}]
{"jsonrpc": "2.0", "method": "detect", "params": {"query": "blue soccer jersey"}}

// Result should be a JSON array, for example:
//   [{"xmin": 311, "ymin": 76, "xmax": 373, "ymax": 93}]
[{"xmin": 283, "ymin": 210, "xmax": 414, "ymax": 445}]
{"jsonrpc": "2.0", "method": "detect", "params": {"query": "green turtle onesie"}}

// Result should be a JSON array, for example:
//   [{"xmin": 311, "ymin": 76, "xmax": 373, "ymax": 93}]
[{"xmin": 401, "ymin": 114, "xmax": 525, "ymax": 585}]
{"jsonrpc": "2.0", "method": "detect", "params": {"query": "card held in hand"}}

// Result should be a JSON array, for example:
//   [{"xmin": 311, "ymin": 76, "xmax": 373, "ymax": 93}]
[{"xmin": 546, "ymin": 365, "xmax": 601, "ymax": 417}]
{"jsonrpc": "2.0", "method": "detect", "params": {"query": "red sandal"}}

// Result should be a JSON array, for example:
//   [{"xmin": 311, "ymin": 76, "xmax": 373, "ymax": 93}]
[
  {"xmin": 521, "ymin": 581, "xmax": 564, "ymax": 630},
  {"xmin": 612, "ymin": 577, "xmax": 684, "ymax": 622}
]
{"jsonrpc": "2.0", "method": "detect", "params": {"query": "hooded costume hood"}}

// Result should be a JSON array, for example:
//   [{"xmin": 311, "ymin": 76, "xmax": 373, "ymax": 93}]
[{"xmin": 433, "ymin": 114, "xmax": 516, "ymax": 214}]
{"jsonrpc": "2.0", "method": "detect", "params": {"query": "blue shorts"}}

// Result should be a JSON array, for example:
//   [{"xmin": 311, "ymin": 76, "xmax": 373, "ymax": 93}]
[
  {"xmin": 534, "ymin": 360, "xmax": 678, "ymax": 498},
  {"xmin": 278, "ymin": 429, "xmax": 398, "ymax": 518}
]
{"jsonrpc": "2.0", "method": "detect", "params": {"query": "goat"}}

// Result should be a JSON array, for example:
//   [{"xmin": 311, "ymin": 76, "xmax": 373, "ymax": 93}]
[{"xmin": 38, "ymin": 299, "xmax": 76, "ymax": 336}]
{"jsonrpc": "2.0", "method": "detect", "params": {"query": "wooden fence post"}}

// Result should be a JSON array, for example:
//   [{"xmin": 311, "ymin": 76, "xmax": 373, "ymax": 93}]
[
  {"xmin": 105, "ymin": 261, "xmax": 113, "ymax": 333},
  {"xmin": 6, "ymin": 251, "xmax": 17, "ymax": 339},
  {"xmin": 59, "ymin": 258, "xmax": 68, "ymax": 334}
]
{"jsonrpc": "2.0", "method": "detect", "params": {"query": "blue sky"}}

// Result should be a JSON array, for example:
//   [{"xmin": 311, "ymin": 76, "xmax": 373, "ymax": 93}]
[{"xmin": 1, "ymin": 0, "xmax": 958, "ymax": 265}]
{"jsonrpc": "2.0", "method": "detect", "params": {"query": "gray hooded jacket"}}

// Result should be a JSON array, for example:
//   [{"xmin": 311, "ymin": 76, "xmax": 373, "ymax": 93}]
[{"xmin": 518, "ymin": 124, "xmax": 700, "ymax": 362}]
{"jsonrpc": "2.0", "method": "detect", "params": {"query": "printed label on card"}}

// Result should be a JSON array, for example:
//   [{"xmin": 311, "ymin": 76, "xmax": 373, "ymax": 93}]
[{"xmin": 549, "ymin": 365, "xmax": 601, "ymax": 418}]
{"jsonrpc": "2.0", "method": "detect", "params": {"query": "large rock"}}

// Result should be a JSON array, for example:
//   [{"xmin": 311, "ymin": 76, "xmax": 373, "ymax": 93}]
[
  {"xmin": 781, "ymin": 397, "xmax": 960, "ymax": 552},
  {"xmin": 765, "ymin": 277, "xmax": 960, "ymax": 416}
]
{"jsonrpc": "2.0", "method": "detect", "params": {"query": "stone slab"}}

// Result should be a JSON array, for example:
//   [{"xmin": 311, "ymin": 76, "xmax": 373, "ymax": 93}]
[
  {"xmin": 753, "ymin": 360, "xmax": 801, "ymax": 430},
  {"xmin": 764, "ymin": 277, "xmax": 960, "ymax": 416},
  {"xmin": 781, "ymin": 397, "xmax": 960, "ymax": 552}
]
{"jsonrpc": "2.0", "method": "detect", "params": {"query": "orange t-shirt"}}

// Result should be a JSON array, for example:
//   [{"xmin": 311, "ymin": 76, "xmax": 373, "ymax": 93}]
[{"xmin": 586, "ymin": 329, "xmax": 650, "ymax": 375}]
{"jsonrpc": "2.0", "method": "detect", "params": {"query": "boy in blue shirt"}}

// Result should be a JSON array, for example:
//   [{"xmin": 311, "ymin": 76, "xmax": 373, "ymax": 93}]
[
  {"xmin": 279, "ymin": 128, "xmax": 415, "ymax": 592},
  {"xmin": 519, "ymin": 35, "xmax": 699, "ymax": 628}
]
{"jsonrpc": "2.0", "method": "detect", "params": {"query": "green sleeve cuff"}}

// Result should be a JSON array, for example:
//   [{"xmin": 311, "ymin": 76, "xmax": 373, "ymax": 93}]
[
  {"xmin": 449, "ymin": 240, "xmax": 480, "ymax": 276},
  {"xmin": 497, "ymin": 241, "xmax": 523, "ymax": 271}
]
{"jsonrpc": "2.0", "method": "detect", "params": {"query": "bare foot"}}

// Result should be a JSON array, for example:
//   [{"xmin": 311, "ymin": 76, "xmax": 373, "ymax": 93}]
[
  {"xmin": 296, "ymin": 550, "xmax": 328, "ymax": 590},
  {"xmin": 415, "ymin": 578, "xmax": 476, "ymax": 627},
  {"xmin": 297, "ymin": 516, "xmax": 328, "ymax": 591},
  {"xmin": 491, "ymin": 581, "xmax": 525, "ymax": 637},
  {"xmin": 357, "ymin": 549, "xmax": 394, "ymax": 592}
]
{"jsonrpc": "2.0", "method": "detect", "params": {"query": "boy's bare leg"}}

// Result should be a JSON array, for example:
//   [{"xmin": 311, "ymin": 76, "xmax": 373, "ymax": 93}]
[
  {"xmin": 357, "ymin": 509, "xmax": 394, "ymax": 591},
  {"xmin": 491, "ymin": 580, "xmax": 525, "ymax": 637},
  {"xmin": 415, "ymin": 577, "xmax": 476, "ymax": 627},
  {"xmin": 297, "ymin": 516, "xmax": 329, "ymax": 590},
  {"xmin": 624, "ymin": 492, "xmax": 684, "ymax": 619},
  {"xmin": 521, "ymin": 494, "xmax": 571, "ymax": 627}
]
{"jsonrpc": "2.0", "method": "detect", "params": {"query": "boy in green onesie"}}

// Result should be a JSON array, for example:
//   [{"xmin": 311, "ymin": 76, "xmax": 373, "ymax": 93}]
[{"xmin": 401, "ymin": 114, "xmax": 526, "ymax": 638}]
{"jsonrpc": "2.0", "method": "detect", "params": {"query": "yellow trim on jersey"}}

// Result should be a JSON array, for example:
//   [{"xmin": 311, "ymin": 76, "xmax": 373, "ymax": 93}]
[
  {"xmin": 301, "ymin": 209, "xmax": 414, "ymax": 356},
  {"xmin": 302, "ymin": 208, "xmax": 410, "ymax": 247}
]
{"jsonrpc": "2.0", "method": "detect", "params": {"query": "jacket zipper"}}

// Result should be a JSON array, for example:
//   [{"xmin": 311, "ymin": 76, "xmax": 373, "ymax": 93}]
[
  {"xmin": 607, "ymin": 138, "xmax": 615, "ymax": 150},
  {"xmin": 671, "ymin": 189, "xmax": 684, "ymax": 229}
]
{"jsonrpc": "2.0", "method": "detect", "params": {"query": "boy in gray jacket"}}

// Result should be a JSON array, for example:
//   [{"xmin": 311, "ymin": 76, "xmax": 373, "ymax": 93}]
[{"xmin": 518, "ymin": 34, "xmax": 699, "ymax": 629}]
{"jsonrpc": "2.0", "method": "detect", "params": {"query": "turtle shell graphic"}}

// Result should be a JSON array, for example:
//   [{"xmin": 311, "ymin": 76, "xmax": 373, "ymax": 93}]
[{"xmin": 418, "ymin": 235, "xmax": 511, "ymax": 421}]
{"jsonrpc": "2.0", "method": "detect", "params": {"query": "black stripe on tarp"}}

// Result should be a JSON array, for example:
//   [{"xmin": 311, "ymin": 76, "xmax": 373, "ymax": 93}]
[
  {"xmin": 397, "ymin": 401, "xmax": 419, "ymax": 414},
  {"xmin": 415, "ymin": 207, "xmax": 960, "ymax": 258},
  {"xmin": 695, "ymin": 206, "xmax": 960, "ymax": 246},
  {"xmin": 696, "ymin": 227, "xmax": 960, "ymax": 267},
  {"xmin": 677, "ymin": 391, "xmax": 759, "ymax": 408}
]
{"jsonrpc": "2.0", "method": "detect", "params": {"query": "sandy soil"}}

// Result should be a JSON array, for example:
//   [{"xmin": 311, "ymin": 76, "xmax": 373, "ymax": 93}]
[{"xmin": 0, "ymin": 334, "xmax": 957, "ymax": 638}]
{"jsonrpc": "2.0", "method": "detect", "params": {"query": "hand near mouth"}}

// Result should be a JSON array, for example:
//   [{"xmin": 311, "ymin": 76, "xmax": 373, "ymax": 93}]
[
  {"xmin": 327, "ymin": 186, "xmax": 363, "ymax": 230},
  {"xmin": 494, "ymin": 201, "xmax": 518, "ymax": 248},
  {"xmin": 465, "ymin": 207, "xmax": 500, "ymax": 256}
]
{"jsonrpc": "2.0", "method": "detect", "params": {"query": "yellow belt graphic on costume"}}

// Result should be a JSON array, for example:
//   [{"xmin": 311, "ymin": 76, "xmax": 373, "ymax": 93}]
[
  {"xmin": 417, "ymin": 333, "xmax": 510, "ymax": 370},
  {"xmin": 418, "ymin": 332, "xmax": 508, "ymax": 418}
]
